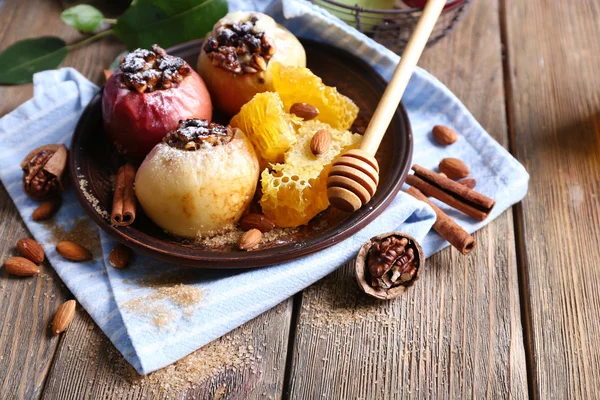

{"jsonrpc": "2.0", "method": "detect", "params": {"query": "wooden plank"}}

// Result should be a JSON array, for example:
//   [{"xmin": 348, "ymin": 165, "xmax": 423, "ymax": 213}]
[
  {"xmin": 42, "ymin": 301, "xmax": 292, "ymax": 399},
  {"xmin": 503, "ymin": 0, "xmax": 600, "ymax": 398},
  {"xmin": 285, "ymin": 1, "xmax": 529, "ymax": 398},
  {"xmin": 0, "ymin": 0, "xmax": 121, "ymax": 397},
  {"xmin": 0, "ymin": 0, "xmax": 294, "ymax": 398},
  {"xmin": 0, "ymin": 183, "xmax": 68, "ymax": 400}
]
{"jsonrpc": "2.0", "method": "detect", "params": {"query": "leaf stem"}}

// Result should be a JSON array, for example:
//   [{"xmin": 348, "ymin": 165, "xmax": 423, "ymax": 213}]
[
  {"xmin": 66, "ymin": 29, "xmax": 114, "ymax": 51},
  {"xmin": 103, "ymin": 18, "xmax": 117, "ymax": 25}
]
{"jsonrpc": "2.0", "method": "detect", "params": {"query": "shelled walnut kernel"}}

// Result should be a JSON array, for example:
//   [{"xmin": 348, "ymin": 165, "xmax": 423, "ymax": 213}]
[{"xmin": 355, "ymin": 232, "xmax": 424, "ymax": 300}]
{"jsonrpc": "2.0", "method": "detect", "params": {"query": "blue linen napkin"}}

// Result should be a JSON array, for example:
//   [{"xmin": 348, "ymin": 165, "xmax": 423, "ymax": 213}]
[{"xmin": 0, "ymin": 0, "xmax": 528, "ymax": 374}]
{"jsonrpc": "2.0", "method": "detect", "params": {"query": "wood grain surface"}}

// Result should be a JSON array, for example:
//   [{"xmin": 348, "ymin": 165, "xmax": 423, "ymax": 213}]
[
  {"xmin": 0, "ymin": 0, "xmax": 294, "ymax": 399},
  {"xmin": 503, "ymin": 0, "xmax": 600, "ymax": 398},
  {"xmin": 2, "ymin": 0, "xmax": 600, "ymax": 398},
  {"xmin": 285, "ymin": 1, "xmax": 528, "ymax": 398}
]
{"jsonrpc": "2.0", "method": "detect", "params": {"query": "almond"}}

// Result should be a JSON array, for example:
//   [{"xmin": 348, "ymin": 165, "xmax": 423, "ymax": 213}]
[
  {"xmin": 52, "ymin": 300, "xmax": 76, "ymax": 335},
  {"xmin": 56, "ymin": 241, "xmax": 92, "ymax": 261},
  {"xmin": 432, "ymin": 125, "xmax": 458, "ymax": 146},
  {"xmin": 32, "ymin": 196, "xmax": 62, "ymax": 221},
  {"xmin": 459, "ymin": 178, "xmax": 477, "ymax": 189},
  {"xmin": 238, "ymin": 229, "xmax": 262, "ymax": 251},
  {"xmin": 109, "ymin": 244, "xmax": 131, "ymax": 269},
  {"xmin": 438, "ymin": 158, "xmax": 469, "ymax": 180},
  {"xmin": 239, "ymin": 213, "xmax": 275, "ymax": 233},
  {"xmin": 310, "ymin": 129, "xmax": 331, "ymax": 156},
  {"xmin": 3, "ymin": 257, "xmax": 40, "ymax": 276},
  {"xmin": 290, "ymin": 103, "xmax": 319, "ymax": 120},
  {"xmin": 16, "ymin": 238, "xmax": 45, "ymax": 264}
]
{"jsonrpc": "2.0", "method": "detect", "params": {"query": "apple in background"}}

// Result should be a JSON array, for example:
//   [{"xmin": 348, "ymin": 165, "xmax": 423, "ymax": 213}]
[
  {"xmin": 314, "ymin": 0, "xmax": 396, "ymax": 30},
  {"xmin": 402, "ymin": 0, "xmax": 465, "ymax": 10}
]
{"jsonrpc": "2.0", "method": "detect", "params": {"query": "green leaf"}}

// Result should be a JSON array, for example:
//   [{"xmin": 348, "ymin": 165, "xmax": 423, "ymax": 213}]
[
  {"xmin": 113, "ymin": 0, "xmax": 227, "ymax": 49},
  {"xmin": 61, "ymin": 5, "xmax": 104, "ymax": 33},
  {"xmin": 0, "ymin": 37, "xmax": 68, "ymax": 85}
]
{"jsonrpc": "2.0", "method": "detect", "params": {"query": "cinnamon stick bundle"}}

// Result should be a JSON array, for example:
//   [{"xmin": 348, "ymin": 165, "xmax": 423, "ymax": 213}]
[
  {"xmin": 405, "ymin": 187, "xmax": 475, "ymax": 255},
  {"xmin": 406, "ymin": 165, "xmax": 495, "ymax": 221},
  {"xmin": 111, "ymin": 164, "xmax": 137, "ymax": 227}
]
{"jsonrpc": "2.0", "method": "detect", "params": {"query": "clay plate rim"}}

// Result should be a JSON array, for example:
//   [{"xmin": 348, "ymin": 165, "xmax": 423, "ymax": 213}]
[{"xmin": 69, "ymin": 39, "xmax": 413, "ymax": 268}]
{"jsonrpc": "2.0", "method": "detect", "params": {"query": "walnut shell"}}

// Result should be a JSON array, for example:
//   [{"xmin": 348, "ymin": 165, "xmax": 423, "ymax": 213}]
[{"xmin": 355, "ymin": 231, "xmax": 424, "ymax": 300}]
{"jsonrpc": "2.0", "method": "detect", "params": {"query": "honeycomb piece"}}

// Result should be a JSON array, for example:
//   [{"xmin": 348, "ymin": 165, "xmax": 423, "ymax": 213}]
[{"xmin": 260, "ymin": 120, "xmax": 362, "ymax": 227}]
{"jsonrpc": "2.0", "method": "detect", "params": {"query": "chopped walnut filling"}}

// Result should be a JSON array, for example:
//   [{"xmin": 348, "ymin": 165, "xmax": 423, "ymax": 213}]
[
  {"xmin": 203, "ymin": 14, "xmax": 274, "ymax": 74},
  {"xmin": 163, "ymin": 119, "xmax": 235, "ymax": 150},
  {"xmin": 367, "ymin": 235, "xmax": 419, "ymax": 289},
  {"xmin": 119, "ymin": 45, "xmax": 192, "ymax": 93}
]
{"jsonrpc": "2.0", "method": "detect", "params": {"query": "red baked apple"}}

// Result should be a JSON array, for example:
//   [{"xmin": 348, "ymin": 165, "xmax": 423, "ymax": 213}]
[
  {"xmin": 103, "ymin": 45, "xmax": 212, "ymax": 160},
  {"xmin": 197, "ymin": 12, "xmax": 306, "ymax": 117}
]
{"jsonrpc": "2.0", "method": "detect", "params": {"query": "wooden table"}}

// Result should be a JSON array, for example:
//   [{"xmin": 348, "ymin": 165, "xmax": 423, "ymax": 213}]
[{"xmin": 1, "ymin": 0, "xmax": 599, "ymax": 398}]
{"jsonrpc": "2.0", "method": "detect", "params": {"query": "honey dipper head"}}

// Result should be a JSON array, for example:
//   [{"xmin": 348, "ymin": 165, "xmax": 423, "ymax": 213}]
[{"xmin": 327, "ymin": 149, "xmax": 379, "ymax": 213}]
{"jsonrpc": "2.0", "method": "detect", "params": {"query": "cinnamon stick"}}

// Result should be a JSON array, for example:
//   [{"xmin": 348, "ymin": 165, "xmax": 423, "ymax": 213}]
[
  {"xmin": 405, "ymin": 186, "xmax": 475, "ymax": 255},
  {"xmin": 407, "ymin": 165, "xmax": 495, "ymax": 221},
  {"xmin": 111, "ymin": 164, "xmax": 137, "ymax": 226}
]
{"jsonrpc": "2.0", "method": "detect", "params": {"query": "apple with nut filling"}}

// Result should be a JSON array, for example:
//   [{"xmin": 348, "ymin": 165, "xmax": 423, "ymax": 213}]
[
  {"xmin": 103, "ymin": 45, "xmax": 212, "ymax": 160},
  {"xmin": 197, "ymin": 11, "xmax": 306, "ymax": 116},
  {"xmin": 134, "ymin": 119, "xmax": 259, "ymax": 237}
]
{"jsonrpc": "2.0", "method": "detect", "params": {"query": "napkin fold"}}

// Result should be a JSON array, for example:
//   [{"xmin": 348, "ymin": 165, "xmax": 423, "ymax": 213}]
[{"xmin": 0, "ymin": 0, "xmax": 528, "ymax": 374}]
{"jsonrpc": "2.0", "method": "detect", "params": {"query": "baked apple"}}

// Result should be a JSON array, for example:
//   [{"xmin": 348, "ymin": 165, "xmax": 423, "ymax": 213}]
[
  {"xmin": 103, "ymin": 45, "xmax": 212, "ymax": 160},
  {"xmin": 135, "ymin": 119, "xmax": 259, "ymax": 237},
  {"xmin": 197, "ymin": 11, "xmax": 306, "ymax": 116}
]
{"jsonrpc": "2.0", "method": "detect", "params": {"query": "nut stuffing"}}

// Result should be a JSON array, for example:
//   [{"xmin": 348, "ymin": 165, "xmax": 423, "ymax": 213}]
[
  {"xmin": 355, "ymin": 232, "xmax": 424, "ymax": 300},
  {"xmin": 163, "ymin": 119, "xmax": 235, "ymax": 149},
  {"xmin": 203, "ymin": 14, "xmax": 274, "ymax": 75},
  {"xmin": 119, "ymin": 45, "xmax": 192, "ymax": 93},
  {"xmin": 21, "ymin": 144, "xmax": 67, "ymax": 200}
]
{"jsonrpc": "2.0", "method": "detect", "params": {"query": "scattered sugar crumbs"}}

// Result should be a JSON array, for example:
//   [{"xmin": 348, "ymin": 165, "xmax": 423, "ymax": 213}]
[
  {"xmin": 122, "ymin": 270, "xmax": 205, "ymax": 329},
  {"xmin": 78, "ymin": 174, "xmax": 110, "ymax": 219},
  {"xmin": 46, "ymin": 217, "xmax": 101, "ymax": 255},
  {"xmin": 108, "ymin": 325, "xmax": 262, "ymax": 394},
  {"xmin": 300, "ymin": 263, "xmax": 402, "ymax": 328},
  {"xmin": 195, "ymin": 223, "xmax": 298, "ymax": 248}
]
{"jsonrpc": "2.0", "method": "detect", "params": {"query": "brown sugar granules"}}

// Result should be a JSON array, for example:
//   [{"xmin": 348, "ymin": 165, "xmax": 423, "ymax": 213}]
[
  {"xmin": 105, "ymin": 322, "xmax": 263, "ymax": 394},
  {"xmin": 46, "ymin": 217, "xmax": 101, "ymax": 256},
  {"xmin": 299, "ymin": 262, "xmax": 403, "ymax": 328},
  {"xmin": 78, "ymin": 175, "xmax": 110, "ymax": 219},
  {"xmin": 123, "ymin": 282, "xmax": 204, "ymax": 329},
  {"xmin": 195, "ymin": 223, "xmax": 298, "ymax": 248}
]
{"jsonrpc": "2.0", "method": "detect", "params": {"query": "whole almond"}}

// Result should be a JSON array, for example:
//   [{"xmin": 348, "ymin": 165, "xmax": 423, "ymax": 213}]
[
  {"xmin": 432, "ymin": 125, "xmax": 458, "ymax": 146},
  {"xmin": 3, "ymin": 257, "xmax": 39, "ymax": 276},
  {"xmin": 16, "ymin": 238, "xmax": 45, "ymax": 264},
  {"xmin": 109, "ymin": 244, "xmax": 131, "ymax": 269},
  {"xmin": 56, "ymin": 241, "xmax": 92, "ymax": 261},
  {"xmin": 290, "ymin": 103, "xmax": 319, "ymax": 120},
  {"xmin": 52, "ymin": 300, "xmax": 76, "ymax": 335},
  {"xmin": 238, "ymin": 229, "xmax": 262, "ymax": 251},
  {"xmin": 32, "ymin": 196, "xmax": 62, "ymax": 221},
  {"xmin": 310, "ymin": 129, "xmax": 331, "ymax": 156},
  {"xmin": 438, "ymin": 158, "xmax": 469, "ymax": 180},
  {"xmin": 240, "ymin": 213, "xmax": 275, "ymax": 233},
  {"xmin": 459, "ymin": 178, "xmax": 477, "ymax": 189}
]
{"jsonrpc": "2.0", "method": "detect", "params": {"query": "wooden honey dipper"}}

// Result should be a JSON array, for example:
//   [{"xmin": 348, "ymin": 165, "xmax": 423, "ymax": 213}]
[{"xmin": 327, "ymin": 0, "xmax": 447, "ymax": 212}]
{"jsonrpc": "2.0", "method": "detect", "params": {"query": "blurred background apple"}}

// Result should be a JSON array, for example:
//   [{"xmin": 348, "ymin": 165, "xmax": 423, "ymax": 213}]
[{"xmin": 314, "ymin": 0, "xmax": 396, "ymax": 31}]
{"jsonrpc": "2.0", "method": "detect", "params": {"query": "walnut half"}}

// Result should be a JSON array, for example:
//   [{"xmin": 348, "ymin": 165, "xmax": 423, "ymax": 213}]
[{"xmin": 355, "ymin": 232, "xmax": 424, "ymax": 300}]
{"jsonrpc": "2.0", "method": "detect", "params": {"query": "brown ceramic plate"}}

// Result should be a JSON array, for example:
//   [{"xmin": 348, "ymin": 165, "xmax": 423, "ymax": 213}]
[{"xmin": 70, "ymin": 39, "xmax": 413, "ymax": 268}]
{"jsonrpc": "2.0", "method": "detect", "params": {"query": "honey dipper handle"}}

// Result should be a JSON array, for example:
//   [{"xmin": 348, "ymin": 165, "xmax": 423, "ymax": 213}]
[{"xmin": 360, "ymin": 0, "xmax": 446, "ymax": 155}]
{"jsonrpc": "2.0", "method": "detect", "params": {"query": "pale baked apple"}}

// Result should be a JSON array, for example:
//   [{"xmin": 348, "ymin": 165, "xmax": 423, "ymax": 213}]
[
  {"xmin": 103, "ymin": 45, "xmax": 212, "ymax": 160},
  {"xmin": 135, "ymin": 119, "xmax": 259, "ymax": 237},
  {"xmin": 197, "ymin": 11, "xmax": 306, "ymax": 116}
]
